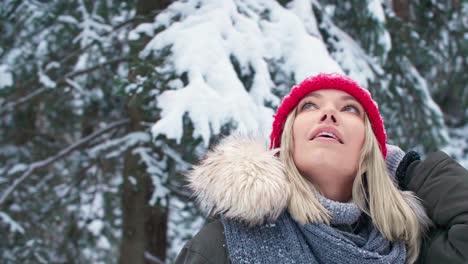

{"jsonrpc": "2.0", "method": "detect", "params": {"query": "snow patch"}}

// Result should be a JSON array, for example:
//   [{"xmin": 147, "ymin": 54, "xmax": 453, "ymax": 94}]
[
  {"xmin": 0, "ymin": 65, "xmax": 13, "ymax": 89},
  {"xmin": 128, "ymin": 23, "xmax": 155, "ymax": 40},
  {"xmin": 38, "ymin": 67, "xmax": 57, "ymax": 88},
  {"xmin": 144, "ymin": 0, "xmax": 342, "ymax": 146},
  {"xmin": 0, "ymin": 211, "xmax": 25, "ymax": 234}
]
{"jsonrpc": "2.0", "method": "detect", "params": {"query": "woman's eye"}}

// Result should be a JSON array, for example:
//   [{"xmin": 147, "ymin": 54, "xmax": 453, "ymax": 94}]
[
  {"xmin": 342, "ymin": 105, "xmax": 360, "ymax": 114},
  {"xmin": 301, "ymin": 102, "xmax": 318, "ymax": 110}
]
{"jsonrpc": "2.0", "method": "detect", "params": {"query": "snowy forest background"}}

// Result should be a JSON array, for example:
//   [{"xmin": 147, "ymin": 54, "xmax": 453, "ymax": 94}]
[{"xmin": 0, "ymin": 0, "xmax": 466, "ymax": 263}]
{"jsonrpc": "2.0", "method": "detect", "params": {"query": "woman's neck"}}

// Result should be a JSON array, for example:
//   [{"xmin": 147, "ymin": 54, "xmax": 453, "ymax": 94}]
[
  {"xmin": 302, "ymin": 168, "xmax": 355, "ymax": 202},
  {"xmin": 312, "ymin": 179, "xmax": 353, "ymax": 202}
]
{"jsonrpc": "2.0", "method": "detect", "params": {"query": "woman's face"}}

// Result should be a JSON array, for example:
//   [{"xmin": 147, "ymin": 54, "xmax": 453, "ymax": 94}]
[{"xmin": 292, "ymin": 89, "xmax": 365, "ymax": 195}]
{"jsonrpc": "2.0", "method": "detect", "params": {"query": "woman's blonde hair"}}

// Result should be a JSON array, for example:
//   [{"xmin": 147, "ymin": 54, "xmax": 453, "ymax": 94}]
[{"xmin": 279, "ymin": 107, "xmax": 429, "ymax": 263}]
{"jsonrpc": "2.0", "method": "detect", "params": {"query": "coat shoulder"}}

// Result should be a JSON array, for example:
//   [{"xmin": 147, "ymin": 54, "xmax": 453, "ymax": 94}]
[
  {"xmin": 407, "ymin": 150, "xmax": 468, "ymax": 264},
  {"xmin": 175, "ymin": 219, "xmax": 230, "ymax": 264}
]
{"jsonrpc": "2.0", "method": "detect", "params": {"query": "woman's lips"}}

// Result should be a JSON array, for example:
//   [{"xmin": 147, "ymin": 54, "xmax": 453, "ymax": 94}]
[
  {"xmin": 312, "ymin": 136, "xmax": 341, "ymax": 143},
  {"xmin": 309, "ymin": 126, "xmax": 344, "ymax": 144}
]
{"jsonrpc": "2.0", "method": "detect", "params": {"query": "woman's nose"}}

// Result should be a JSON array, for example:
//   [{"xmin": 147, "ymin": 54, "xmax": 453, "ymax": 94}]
[
  {"xmin": 320, "ymin": 114, "xmax": 337, "ymax": 123},
  {"xmin": 320, "ymin": 109, "xmax": 338, "ymax": 124}
]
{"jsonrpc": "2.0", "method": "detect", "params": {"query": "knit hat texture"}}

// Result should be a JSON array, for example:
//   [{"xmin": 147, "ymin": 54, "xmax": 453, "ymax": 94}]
[{"xmin": 269, "ymin": 73, "xmax": 387, "ymax": 157}]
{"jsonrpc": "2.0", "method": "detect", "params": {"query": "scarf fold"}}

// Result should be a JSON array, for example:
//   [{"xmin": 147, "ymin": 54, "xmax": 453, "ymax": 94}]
[{"xmin": 221, "ymin": 196, "xmax": 406, "ymax": 264}]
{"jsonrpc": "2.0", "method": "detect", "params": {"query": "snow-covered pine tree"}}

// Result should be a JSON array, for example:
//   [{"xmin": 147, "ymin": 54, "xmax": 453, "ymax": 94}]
[
  {"xmin": 0, "ymin": 1, "xmax": 170, "ymax": 262},
  {"xmin": 393, "ymin": 0, "xmax": 467, "ymax": 165},
  {"xmin": 0, "ymin": 0, "xmax": 465, "ymax": 263},
  {"xmin": 318, "ymin": 0, "xmax": 449, "ymax": 151}
]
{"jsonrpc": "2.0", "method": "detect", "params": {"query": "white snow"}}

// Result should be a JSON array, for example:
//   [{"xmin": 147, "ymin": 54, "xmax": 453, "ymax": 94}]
[
  {"xmin": 367, "ymin": 0, "xmax": 385, "ymax": 23},
  {"xmin": 167, "ymin": 197, "xmax": 205, "ymax": 260},
  {"xmin": 74, "ymin": 53, "xmax": 89, "ymax": 71},
  {"xmin": 443, "ymin": 124, "xmax": 468, "ymax": 169},
  {"xmin": 128, "ymin": 23, "xmax": 155, "ymax": 40},
  {"xmin": 132, "ymin": 146, "xmax": 168, "ymax": 206},
  {"xmin": 73, "ymin": 0, "xmax": 112, "ymax": 48},
  {"xmin": 0, "ymin": 65, "xmax": 13, "ymax": 89},
  {"xmin": 58, "ymin": 15, "xmax": 79, "ymax": 25},
  {"xmin": 287, "ymin": 0, "xmax": 321, "ymax": 38},
  {"xmin": 79, "ymin": 192, "xmax": 104, "ymax": 228},
  {"xmin": 88, "ymin": 131, "xmax": 151, "ymax": 159},
  {"xmin": 97, "ymin": 236, "xmax": 111, "ymax": 249},
  {"xmin": 8, "ymin": 164, "xmax": 28, "ymax": 175},
  {"xmin": 368, "ymin": 0, "xmax": 392, "ymax": 58},
  {"xmin": 144, "ymin": 0, "xmax": 343, "ymax": 146},
  {"xmin": 45, "ymin": 61, "xmax": 60, "ymax": 71},
  {"xmin": 403, "ymin": 58, "xmax": 449, "ymax": 143},
  {"xmin": 322, "ymin": 18, "xmax": 377, "ymax": 87},
  {"xmin": 36, "ymin": 40, "xmax": 48, "ymax": 58},
  {"xmin": 124, "ymin": 75, "xmax": 147, "ymax": 94},
  {"xmin": 128, "ymin": 176, "xmax": 137, "ymax": 186},
  {"xmin": 88, "ymin": 219, "xmax": 104, "ymax": 236},
  {"xmin": 38, "ymin": 66, "xmax": 57, "ymax": 88},
  {"xmin": 0, "ymin": 211, "xmax": 25, "ymax": 234}
]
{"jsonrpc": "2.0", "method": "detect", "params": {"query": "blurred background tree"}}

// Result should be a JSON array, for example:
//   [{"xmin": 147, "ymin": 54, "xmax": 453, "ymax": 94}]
[{"xmin": 0, "ymin": 0, "xmax": 466, "ymax": 263}]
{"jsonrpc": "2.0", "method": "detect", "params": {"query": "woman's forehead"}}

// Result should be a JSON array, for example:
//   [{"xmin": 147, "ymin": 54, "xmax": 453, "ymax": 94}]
[{"xmin": 302, "ymin": 89, "xmax": 359, "ymax": 102}]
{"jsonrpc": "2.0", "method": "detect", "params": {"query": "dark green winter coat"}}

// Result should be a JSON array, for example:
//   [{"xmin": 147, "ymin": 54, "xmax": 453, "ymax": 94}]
[
  {"xmin": 400, "ymin": 151, "xmax": 468, "ymax": 264},
  {"xmin": 176, "ymin": 148, "xmax": 468, "ymax": 264}
]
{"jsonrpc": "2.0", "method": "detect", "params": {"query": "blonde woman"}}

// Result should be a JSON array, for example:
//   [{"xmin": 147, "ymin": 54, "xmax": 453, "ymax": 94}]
[{"xmin": 176, "ymin": 73, "xmax": 468, "ymax": 264}]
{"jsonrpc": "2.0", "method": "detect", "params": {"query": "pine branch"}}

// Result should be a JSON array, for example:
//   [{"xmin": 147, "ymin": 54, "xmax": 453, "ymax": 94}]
[
  {"xmin": 0, "ymin": 57, "xmax": 129, "ymax": 115},
  {"xmin": 66, "ymin": 57, "xmax": 129, "ymax": 79},
  {"xmin": 0, "ymin": 11, "xmax": 147, "ymax": 115},
  {"xmin": 168, "ymin": 183, "xmax": 192, "ymax": 201},
  {"xmin": 144, "ymin": 251, "xmax": 165, "ymax": 264},
  {"xmin": 0, "ymin": 12, "xmax": 137, "ymax": 115},
  {"xmin": 56, "ymin": 16, "xmax": 138, "ymax": 67},
  {"xmin": 35, "ymin": 162, "xmax": 96, "ymax": 223},
  {"xmin": 0, "ymin": 87, "xmax": 48, "ymax": 115},
  {"xmin": 0, "ymin": 119, "xmax": 130, "ymax": 208}
]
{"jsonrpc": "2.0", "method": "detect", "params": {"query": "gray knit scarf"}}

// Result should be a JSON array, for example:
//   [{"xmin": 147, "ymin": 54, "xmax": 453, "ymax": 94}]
[{"xmin": 221, "ymin": 195, "xmax": 406, "ymax": 264}]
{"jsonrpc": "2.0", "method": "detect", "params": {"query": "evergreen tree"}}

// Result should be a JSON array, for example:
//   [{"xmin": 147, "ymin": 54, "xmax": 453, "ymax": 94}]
[{"xmin": 0, "ymin": 0, "xmax": 465, "ymax": 263}]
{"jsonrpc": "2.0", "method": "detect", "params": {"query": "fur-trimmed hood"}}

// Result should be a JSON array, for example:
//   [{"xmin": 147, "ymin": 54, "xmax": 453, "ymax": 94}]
[
  {"xmin": 187, "ymin": 135, "xmax": 289, "ymax": 226},
  {"xmin": 186, "ymin": 135, "xmax": 431, "ymax": 230}
]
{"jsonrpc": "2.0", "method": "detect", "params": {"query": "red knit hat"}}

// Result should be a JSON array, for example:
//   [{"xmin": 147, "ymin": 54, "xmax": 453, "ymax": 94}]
[{"xmin": 269, "ymin": 73, "xmax": 387, "ymax": 157}]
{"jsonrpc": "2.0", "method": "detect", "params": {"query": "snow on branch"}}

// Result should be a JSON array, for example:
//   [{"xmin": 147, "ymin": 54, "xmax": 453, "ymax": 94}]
[
  {"xmin": 0, "ymin": 87, "xmax": 48, "ymax": 115},
  {"xmin": 0, "ymin": 65, "xmax": 13, "ymax": 89},
  {"xmin": 0, "ymin": 57, "xmax": 129, "ymax": 116},
  {"xmin": 141, "ymin": 0, "xmax": 342, "ymax": 146},
  {"xmin": 74, "ymin": 0, "xmax": 112, "ymax": 48},
  {"xmin": 132, "ymin": 146, "xmax": 169, "ymax": 206},
  {"xmin": 88, "ymin": 131, "xmax": 151, "ymax": 159},
  {"xmin": 66, "ymin": 57, "xmax": 130, "ymax": 79},
  {"xmin": 144, "ymin": 251, "xmax": 165, "ymax": 264},
  {"xmin": 0, "ymin": 119, "xmax": 130, "ymax": 207},
  {"xmin": 57, "ymin": 16, "xmax": 136, "ymax": 67},
  {"xmin": 0, "ymin": 211, "xmax": 24, "ymax": 234}
]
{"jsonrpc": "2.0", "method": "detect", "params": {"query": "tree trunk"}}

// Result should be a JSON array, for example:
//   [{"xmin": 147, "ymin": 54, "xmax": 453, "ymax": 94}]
[
  {"xmin": 119, "ymin": 1, "xmax": 173, "ymax": 263},
  {"xmin": 144, "ymin": 179, "xmax": 169, "ymax": 263},
  {"xmin": 119, "ymin": 98, "xmax": 168, "ymax": 264},
  {"xmin": 392, "ymin": 0, "xmax": 411, "ymax": 22},
  {"xmin": 12, "ymin": 83, "xmax": 37, "ymax": 145},
  {"xmin": 119, "ymin": 141, "xmax": 147, "ymax": 264}
]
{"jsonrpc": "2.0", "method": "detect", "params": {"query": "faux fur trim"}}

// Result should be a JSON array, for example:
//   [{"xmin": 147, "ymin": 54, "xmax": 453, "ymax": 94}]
[{"xmin": 187, "ymin": 135, "xmax": 289, "ymax": 226}]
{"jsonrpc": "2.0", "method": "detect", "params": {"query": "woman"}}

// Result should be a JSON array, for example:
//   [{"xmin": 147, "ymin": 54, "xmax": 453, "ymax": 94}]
[{"xmin": 176, "ymin": 73, "xmax": 468, "ymax": 263}]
